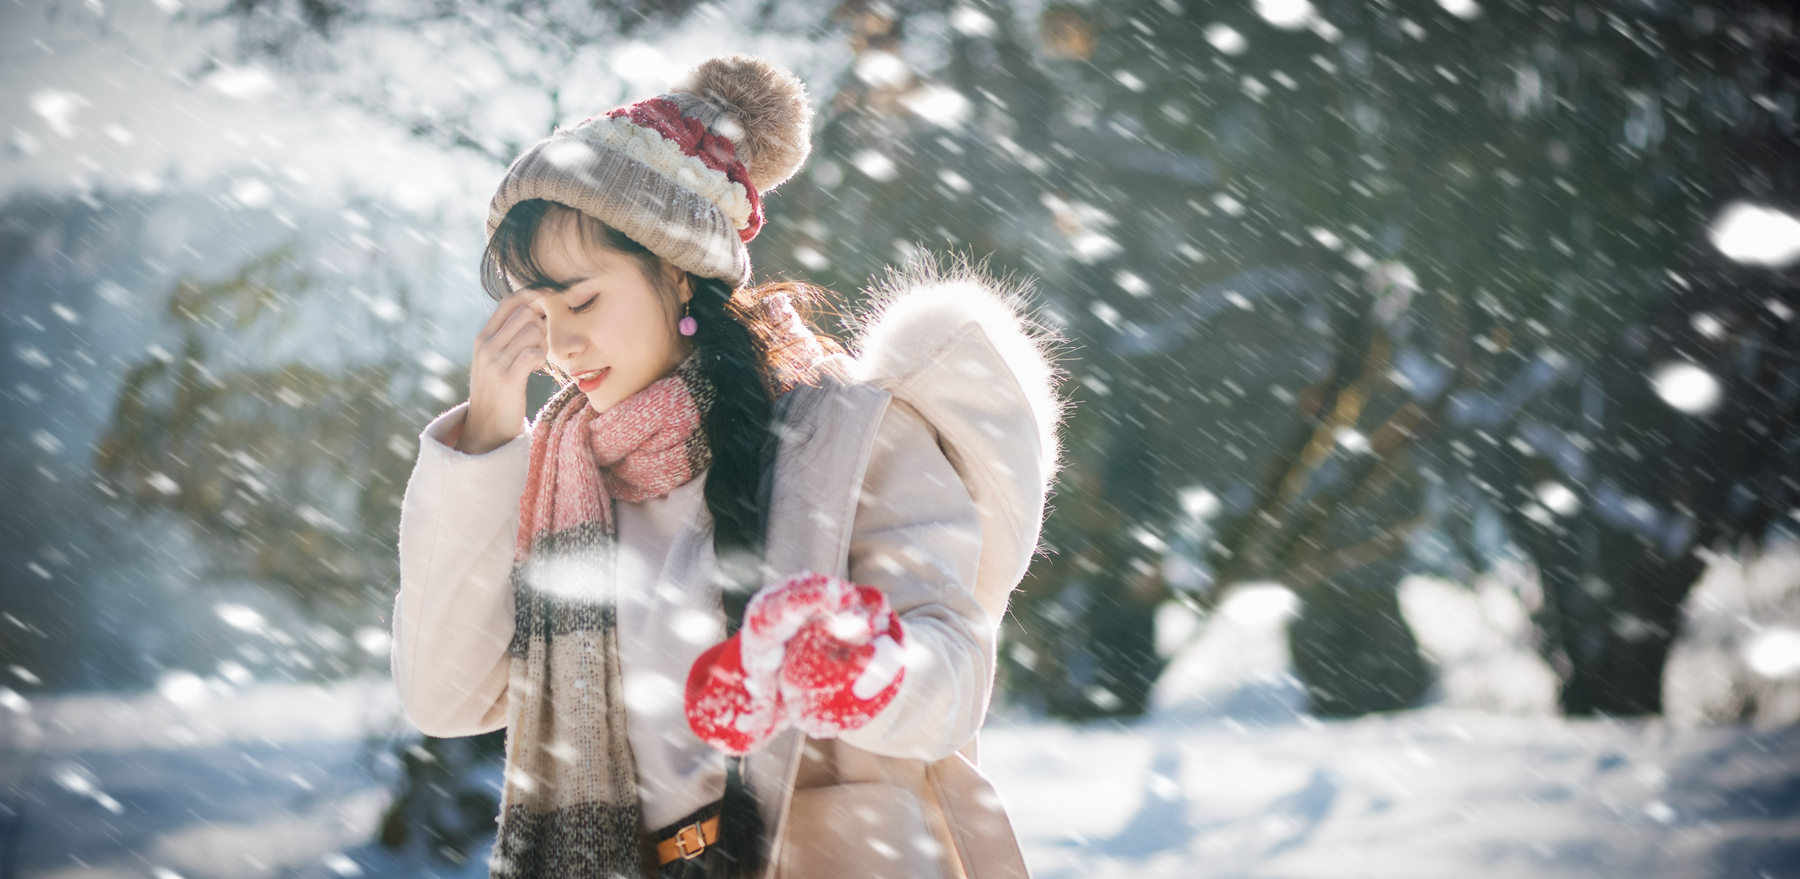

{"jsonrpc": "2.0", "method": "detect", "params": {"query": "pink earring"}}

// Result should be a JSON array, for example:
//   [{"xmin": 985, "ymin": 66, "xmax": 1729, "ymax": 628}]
[{"xmin": 678, "ymin": 300, "xmax": 698, "ymax": 336}]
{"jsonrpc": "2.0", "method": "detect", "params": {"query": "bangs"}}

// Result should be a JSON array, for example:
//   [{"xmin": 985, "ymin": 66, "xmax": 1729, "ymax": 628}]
[
  {"xmin": 479, "ymin": 200, "xmax": 667, "ymax": 302},
  {"xmin": 479, "ymin": 200, "xmax": 569, "ymax": 301}
]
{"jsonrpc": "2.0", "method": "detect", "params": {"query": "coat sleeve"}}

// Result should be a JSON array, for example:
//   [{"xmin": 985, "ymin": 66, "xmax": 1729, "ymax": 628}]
[
  {"xmin": 834, "ymin": 398, "xmax": 993, "ymax": 761},
  {"xmin": 390, "ymin": 402, "xmax": 530, "ymax": 738}
]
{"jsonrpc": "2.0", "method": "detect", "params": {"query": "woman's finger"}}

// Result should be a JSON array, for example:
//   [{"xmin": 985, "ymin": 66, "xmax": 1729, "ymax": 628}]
[
  {"xmin": 480, "ymin": 298, "xmax": 547, "ymax": 365},
  {"xmin": 475, "ymin": 288, "xmax": 545, "ymax": 349},
  {"xmin": 497, "ymin": 323, "xmax": 547, "ymax": 377},
  {"xmin": 504, "ymin": 343, "xmax": 548, "ymax": 380}
]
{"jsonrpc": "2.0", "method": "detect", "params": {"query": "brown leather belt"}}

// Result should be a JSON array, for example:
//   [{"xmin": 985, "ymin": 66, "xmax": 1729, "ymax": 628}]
[{"xmin": 655, "ymin": 815, "xmax": 721, "ymax": 864}]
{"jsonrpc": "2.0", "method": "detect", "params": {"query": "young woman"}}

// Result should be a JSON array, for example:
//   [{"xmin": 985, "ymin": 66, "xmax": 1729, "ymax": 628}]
[{"xmin": 390, "ymin": 54, "xmax": 1062, "ymax": 879}]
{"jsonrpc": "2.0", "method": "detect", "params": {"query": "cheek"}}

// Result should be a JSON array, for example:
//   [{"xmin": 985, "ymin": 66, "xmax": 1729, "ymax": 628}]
[
  {"xmin": 576, "ymin": 303, "xmax": 659, "ymax": 370},
  {"xmin": 621, "ymin": 299, "xmax": 676, "ymax": 358}
]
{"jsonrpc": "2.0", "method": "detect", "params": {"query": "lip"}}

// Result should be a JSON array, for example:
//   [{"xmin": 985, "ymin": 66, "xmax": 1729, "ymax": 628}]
[{"xmin": 574, "ymin": 367, "xmax": 610, "ymax": 393}]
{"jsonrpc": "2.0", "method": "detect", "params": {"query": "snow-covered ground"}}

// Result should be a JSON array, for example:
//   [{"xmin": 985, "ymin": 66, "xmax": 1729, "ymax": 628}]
[
  {"xmin": 991, "ymin": 561, "xmax": 1800, "ymax": 879},
  {"xmin": 0, "ymin": 676, "xmax": 403, "ymax": 879},
  {"xmin": 4, "ymin": 561, "xmax": 1798, "ymax": 879},
  {"xmin": 986, "ymin": 707, "xmax": 1800, "ymax": 879}
]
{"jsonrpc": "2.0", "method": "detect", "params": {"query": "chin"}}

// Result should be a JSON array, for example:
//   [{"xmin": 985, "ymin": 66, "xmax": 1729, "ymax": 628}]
[{"xmin": 581, "ymin": 389, "xmax": 619, "ymax": 414}]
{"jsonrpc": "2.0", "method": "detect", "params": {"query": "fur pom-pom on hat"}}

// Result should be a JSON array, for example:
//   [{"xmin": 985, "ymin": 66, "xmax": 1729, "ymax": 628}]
[{"xmin": 670, "ymin": 54, "xmax": 814, "ymax": 194}]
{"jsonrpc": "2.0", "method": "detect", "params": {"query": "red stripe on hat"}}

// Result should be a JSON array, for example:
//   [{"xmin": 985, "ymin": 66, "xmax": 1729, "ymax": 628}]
[{"xmin": 605, "ymin": 98, "xmax": 765, "ymax": 243}]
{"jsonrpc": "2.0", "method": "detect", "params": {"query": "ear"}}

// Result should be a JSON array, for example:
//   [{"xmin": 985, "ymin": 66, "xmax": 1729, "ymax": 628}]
[{"xmin": 667, "ymin": 263, "xmax": 694, "ymax": 305}]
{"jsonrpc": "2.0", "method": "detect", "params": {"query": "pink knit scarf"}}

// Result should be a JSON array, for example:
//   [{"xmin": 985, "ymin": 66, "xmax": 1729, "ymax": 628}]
[
  {"xmin": 515, "ymin": 354, "xmax": 714, "ymax": 556},
  {"xmin": 490, "ymin": 294, "xmax": 827, "ymax": 878}
]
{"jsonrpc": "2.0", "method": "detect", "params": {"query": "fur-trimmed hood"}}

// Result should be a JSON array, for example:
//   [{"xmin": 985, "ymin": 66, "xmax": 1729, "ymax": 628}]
[
  {"xmin": 844, "ymin": 261, "xmax": 1067, "ymax": 488},
  {"xmin": 832, "ymin": 260, "xmax": 1069, "ymax": 624}
]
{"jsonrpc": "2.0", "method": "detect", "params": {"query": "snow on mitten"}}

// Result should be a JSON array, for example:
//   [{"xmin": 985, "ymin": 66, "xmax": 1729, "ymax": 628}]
[
  {"xmin": 687, "ymin": 573, "xmax": 863, "ymax": 754},
  {"xmin": 781, "ymin": 598, "xmax": 906, "ymax": 737},
  {"xmin": 684, "ymin": 634, "xmax": 782, "ymax": 755},
  {"xmin": 744, "ymin": 573, "xmax": 907, "ymax": 739}
]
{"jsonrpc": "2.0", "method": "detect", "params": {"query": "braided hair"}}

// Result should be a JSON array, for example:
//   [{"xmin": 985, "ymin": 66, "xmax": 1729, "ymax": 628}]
[{"xmin": 684, "ymin": 273, "xmax": 779, "ymax": 605}]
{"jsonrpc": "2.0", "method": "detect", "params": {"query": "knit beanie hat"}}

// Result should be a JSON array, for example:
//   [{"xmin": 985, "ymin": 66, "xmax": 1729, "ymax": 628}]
[{"xmin": 485, "ymin": 54, "xmax": 814, "ymax": 286}]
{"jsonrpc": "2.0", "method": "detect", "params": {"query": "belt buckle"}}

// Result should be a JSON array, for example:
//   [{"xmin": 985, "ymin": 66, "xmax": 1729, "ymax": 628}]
[{"xmin": 675, "ymin": 821, "xmax": 707, "ymax": 860}]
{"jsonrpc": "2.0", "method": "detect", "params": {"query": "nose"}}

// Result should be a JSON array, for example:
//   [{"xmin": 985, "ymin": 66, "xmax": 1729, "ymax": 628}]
[{"xmin": 545, "ymin": 310, "xmax": 587, "ymax": 365}]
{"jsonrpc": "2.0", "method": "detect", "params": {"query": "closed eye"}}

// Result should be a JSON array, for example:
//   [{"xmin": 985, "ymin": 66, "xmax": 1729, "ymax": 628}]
[{"xmin": 570, "ymin": 294, "xmax": 599, "ymax": 314}]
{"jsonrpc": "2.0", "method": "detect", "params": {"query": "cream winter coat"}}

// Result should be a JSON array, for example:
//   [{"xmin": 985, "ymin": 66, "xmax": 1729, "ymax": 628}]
[{"xmin": 392, "ymin": 271, "xmax": 1061, "ymax": 879}]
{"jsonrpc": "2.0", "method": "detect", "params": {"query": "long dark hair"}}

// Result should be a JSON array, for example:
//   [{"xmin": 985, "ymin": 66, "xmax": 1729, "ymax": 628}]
[{"xmin": 481, "ymin": 199, "xmax": 838, "ymax": 876}]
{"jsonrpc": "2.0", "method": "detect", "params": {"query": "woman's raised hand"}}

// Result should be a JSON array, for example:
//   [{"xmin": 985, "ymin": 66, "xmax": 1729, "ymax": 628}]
[{"xmin": 455, "ymin": 289, "xmax": 546, "ymax": 455}]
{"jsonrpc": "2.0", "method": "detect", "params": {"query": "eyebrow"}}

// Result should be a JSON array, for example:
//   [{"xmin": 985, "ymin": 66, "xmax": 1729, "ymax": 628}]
[{"xmin": 523, "ymin": 276, "xmax": 590, "ymax": 294}]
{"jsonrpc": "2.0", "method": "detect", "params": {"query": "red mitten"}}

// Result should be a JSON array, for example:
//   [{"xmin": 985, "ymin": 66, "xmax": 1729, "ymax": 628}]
[
  {"xmin": 744, "ymin": 573, "xmax": 908, "ymax": 738},
  {"xmin": 684, "ymin": 634, "xmax": 782, "ymax": 755},
  {"xmin": 782, "ymin": 600, "xmax": 906, "ymax": 737}
]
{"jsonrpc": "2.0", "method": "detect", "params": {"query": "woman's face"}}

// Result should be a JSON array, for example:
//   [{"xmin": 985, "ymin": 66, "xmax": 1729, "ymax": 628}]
[{"xmin": 516, "ymin": 212, "xmax": 693, "ymax": 414}]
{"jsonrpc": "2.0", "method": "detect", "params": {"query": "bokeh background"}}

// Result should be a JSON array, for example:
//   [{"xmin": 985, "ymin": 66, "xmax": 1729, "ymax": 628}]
[{"xmin": 2, "ymin": 0, "xmax": 1799, "ymax": 876}]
